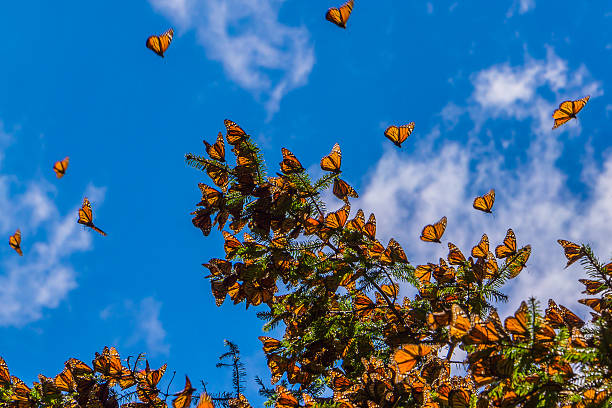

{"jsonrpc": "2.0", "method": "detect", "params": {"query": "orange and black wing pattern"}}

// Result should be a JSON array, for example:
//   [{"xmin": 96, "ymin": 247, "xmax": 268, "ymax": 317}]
[
  {"xmin": 9, "ymin": 229, "xmax": 23, "ymax": 256},
  {"xmin": 420, "ymin": 216, "xmax": 447, "ymax": 243},
  {"xmin": 53, "ymin": 156, "xmax": 70, "ymax": 178},
  {"xmin": 321, "ymin": 143, "xmax": 342, "ymax": 173},
  {"xmin": 146, "ymin": 28, "xmax": 174, "ymax": 57},
  {"xmin": 473, "ymin": 189, "xmax": 495, "ymax": 213},
  {"xmin": 552, "ymin": 96, "xmax": 589, "ymax": 129},
  {"xmin": 326, "ymin": 0, "xmax": 354, "ymax": 28},
  {"xmin": 384, "ymin": 122, "xmax": 414, "ymax": 148},
  {"xmin": 78, "ymin": 197, "xmax": 107, "ymax": 236},
  {"xmin": 557, "ymin": 239, "xmax": 584, "ymax": 268},
  {"xmin": 495, "ymin": 229, "xmax": 516, "ymax": 259}
]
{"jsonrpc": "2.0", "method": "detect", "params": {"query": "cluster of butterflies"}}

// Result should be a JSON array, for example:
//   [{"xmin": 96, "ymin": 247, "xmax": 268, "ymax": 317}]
[
  {"xmin": 8, "ymin": 157, "xmax": 106, "ymax": 257},
  {"xmin": 0, "ymin": 347, "xmax": 216, "ymax": 408}
]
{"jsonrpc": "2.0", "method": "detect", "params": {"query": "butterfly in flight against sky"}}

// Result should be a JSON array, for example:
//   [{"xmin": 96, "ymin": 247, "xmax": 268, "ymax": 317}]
[
  {"xmin": 420, "ymin": 216, "xmax": 447, "ymax": 243},
  {"xmin": 52, "ymin": 156, "xmax": 69, "ymax": 178},
  {"xmin": 552, "ymin": 96, "xmax": 589, "ymax": 129},
  {"xmin": 9, "ymin": 229, "xmax": 23, "ymax": 256},
  {"xmin": 326, "ymin": 0, "xmax": 354, "ymax": 28},
  {"xmin": 384, "ymin": 122, "xmax": 414, "ymax": 148},
  {"xmin": 78, "ymin": 197, "xmax": 107, "ymax": 236},
  {"xmin": 472, "ymin": 189, "xmax": 495, "ymax": 213},
  {"xmin": 146, "ymin": 28, "xmax": 174, "ymax": 58}
]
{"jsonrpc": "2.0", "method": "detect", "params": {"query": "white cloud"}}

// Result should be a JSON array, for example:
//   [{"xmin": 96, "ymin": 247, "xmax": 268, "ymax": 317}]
[
  {"xmin": 355, "ymin": 48, "xmax": 605, "ymax": 317},
  {"xmin": 507, "ymin": 0, "xmax": 536, "ymax": 17},
  {"xmin": 0, "ymin": 180, "xmax": 106, "ymax": 327},
  {"xmin": 116, "ymin": 297, "xmax": 170, "ymax": 356},
  {"xmin": 148, "ymin": 0, "xmax": 315, "ymax": 117}
]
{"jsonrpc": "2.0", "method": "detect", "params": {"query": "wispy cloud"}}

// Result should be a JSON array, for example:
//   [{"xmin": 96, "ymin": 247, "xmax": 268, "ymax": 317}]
[
  {"xmin": 507, "ymin": 0, "xmax": 536, "ymax": 17},
  {"xmin": 0, "ymin": 179, "xmax": 106, "ymax": 327},
  {"xmin": 102, "ymin": 297, "xmax": 170, "ymax": 356},
  {"xmin": 148, "ymin": 0, "xmax": 315, "ymax": 117},
  {"xmin": 355, "ymin": 48, "xmax": 605, "ymax": 316}
]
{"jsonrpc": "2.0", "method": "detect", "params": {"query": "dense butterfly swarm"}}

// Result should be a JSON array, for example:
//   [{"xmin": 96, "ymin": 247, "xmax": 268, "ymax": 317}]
[{"xmin": 3, "ymin": 117, "xmax": 611, "ymax": 408}]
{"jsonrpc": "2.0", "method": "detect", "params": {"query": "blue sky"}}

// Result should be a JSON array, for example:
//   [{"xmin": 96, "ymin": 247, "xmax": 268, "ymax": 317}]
[{"xmin": 1, "ymin": 0, "xmax": 612, "ymax": 404}]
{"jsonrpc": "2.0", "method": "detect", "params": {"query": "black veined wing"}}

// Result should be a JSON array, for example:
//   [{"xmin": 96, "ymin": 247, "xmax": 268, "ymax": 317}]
[
  {"xmin": 505, "ymin": 245, "xmax": 530, "ymax": 279},
  {"xmin": 393, "ymin": 344, "xmax": 432, "ymax": 374},
  {"xmin": 9, "ymin": 229, "xmax": 23, "ymax": 256},
  {"xmin": 172, "ymin": 376, "xmax": 196, "ymax": 408},
  {"xmin": 579, "ymin": 297, "xmax": 604, "ymax": 313},
  {"xmin": 11, "ymin": 376, "xmax": 31, "ymax": 402},
  {"xmin": 53, "ymin": 156, "xmax": 69, "ymax": 178},
  {"xmin": 473, "ymin": 189, "xmax": 495, "ymax": 213},
  {"xmin": 206, "ymin": 162, "xmax": 229, "ymax": 191},
  {"xmin": 258, "ymin": 336, "xmax": 282, "ymax": 353},
  {"xmin": 559, "ymin": 303, "xmax": 585, "ymax": 329},
  {"xmin": 204, "ymin": 132, "xmax": 226, "ymax": 162},
  {"xmin": 54, "ymin": 366, "xmax": 75, "ymax": 392},
  {"xmin": 579, "ymin": 279, "xmax": 605, "ymax": 295},
  {"xmin": 224, "ymin": 119, "xmax": 248, "ymax": 145},
  {"xmin": 420, "ymin": 216, "xmax": 447, "ymax": 243},
  {"xmin": 557, "ymin": 239, "xmax": 584, "ymax": 268},
  {"xmin": 449, "ymin": 389, "xmax": 471, "ymax": 408},
  {"xmin": 415, "ymin": 264, "xmax": 433, "ymax": 284},
  {"xmin": 78, "ymin": 198, "xmax": 107, "ymax": 236},
  {"xmin": 146, "ymin": 28, "xmax": 174, "ymax": 57},
  {"xmin": 504, "ymin": 301, "xmax": 530, "ymax": 341},
  {"xmin": 321, "ymin": 143, "xmax": 342, "ymax": 172},
  {"xmin": 534, "ymin": 323, "xmax": 556, "ymax": 344},
  {"xmin": 280, "ymin": 148, "xmax": 304, "ymax": 174},
  {"xmin": 471, "ymin": 233, "xmax": 489, "ymax": 259},
  {"xmin": 346, "ymin": 208, "xmax": 365, "ymax": 231},
  {"xmin": 385, "ymin": 238, "xmax": 407, "ymax": 263},
  {"xmin": 325, "ymin": 0, "xmax": 354, "ymax": 28},
  {"xmin": 333, "ymin": 178, "xmax": 358, "ymax": 201},
  {"xmin": 450, "ymin": 304, "xmax": 473, "ymax": 341},
  {"xmin": 447, "ymin": 242, "xmax": 466, "ymax": 265},
  {"xmin": 427, "ymin": 310, "xmax": 450, "ymax": 330},
  {"xmin": 545, "ymin": 299, "xmax": 565, "ymax": 328},
  {"xmin": 495, "ymin": 229, "xmax": 516, "ymax": 259},
  {"xmin": 552, "ymin": 96, "xmax": 589, "ymax": 129},
  {"xmin": 363, "ymin": 213, "xmax": 376, "ymax": 240},
  {"xmin": 384, "ymin": 122, "xmax": 414, "ymax": 148},
  {"xmin": 0, "ymin": 357, "xmax": 10, "ymax": 387},
  {"xmin": 275, "ymin": 386, "xmax": 299, "ymax": 408},
  {"xmin": 324, "ymin": 204, "xmax": 350, "ymax": 230},
  {"xmin": 222, "ymin": 231, "xmax": 243, "ymax": 259}
]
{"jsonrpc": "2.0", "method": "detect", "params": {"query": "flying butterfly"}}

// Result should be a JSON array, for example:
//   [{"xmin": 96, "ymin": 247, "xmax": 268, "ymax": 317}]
[
  {"xmin": 9, "ymin": 229, "xmax": 23, "ymax": 256},
  {"xmin": 471, "ymin": 233, "xmax": 489, "ymax": 259},
  {"xmin": 146, "ymin": 28, "xmax": 174, "ymax": 57},
  {"xmin": 557, "ymin": 239, "xmax": 584, "ymax": 268},
  {"xmin": 473, "ymin": 189, "xmax": 495, "ymax": 213},
  {"xmin": 321, "ymin": 143, "xmax": 342, "ymax": 173},
  {"xmin": 447, "ymin": 242, "xmax": 466, "ymax": 265},
  {"xmin": 78, "ymin": 197, "xmax": 107, "ymax": 236},
  {"xmin": 552, "ymin": 96, "xmax": 590, "ymax": 129},
  {"xmin": 394, "ymin": 344, "xmax": 432, "ymax": 374},
  {"xmin": 204, "ymin": 132, "xmax": 225, "ymax": 162},
  {"xmin": 325, "ymin": 0, "xmax": 354, "ymax": 29},
  {"xmin": 384, "ymin": 122, "xmax": 414, "ymax": 148},
  {"xmin": 495, "ymin": 229, "xmax": 516, "ymax": 259},
  {"xmin": 420, "ymin": 216, "xmax": 447, "ymax": 243},
  {"xmin": 53, "ymin": 156, "xmax": 70, "ymax": 178}
]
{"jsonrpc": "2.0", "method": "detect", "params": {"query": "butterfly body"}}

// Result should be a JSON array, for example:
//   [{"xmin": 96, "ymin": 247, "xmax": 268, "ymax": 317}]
[
  {"xmin": 146, "ymin": 28, "xmax": 174, "ymax": 57},
  {"xmin": 78, "ymin": 197, "xmax": 107, "ymax": 236},
  {"xmin": 53, "ymin": 156, "xmax": 70, "ymax": 178}
]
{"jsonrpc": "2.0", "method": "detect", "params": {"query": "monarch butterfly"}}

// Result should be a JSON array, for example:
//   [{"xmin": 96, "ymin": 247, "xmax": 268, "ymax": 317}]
[
  {"xmin": 415, "ymin": 264, "xmax": 433, "ymax": 284},
  {"xmin": 579, "ymin": 297, "xmax": 604, "ymax": 313},
  {"xmin": 280, "ymin": 148, "xmax": 304, "ymax": 174},
  {"xmin": 0, "ymin": 357, "xmax": 10, "ymax": 387},
  {"xmin": 471, "ymin": 233, "xmax": 489, "ymax": 259},
  {"xmin": 447, "ymin": 242, "xmax": 466, "ymax": 265},
  {"xmin": 384, "ymin": 122, "xmax": 414, "ymax": 148},
  {"xmin": 223, "ymin": 119, "xmax": 248, "ymax": 145},
  {"xmin": 427, "ymin": 310, "xmax": 450, "ymax": 330},
  {"xmin": 449, "ymin": 389, "xmax": 471, "ymax": 408},
  {"xmin": 205, "ymin": 162, "xmax": 229, "ymax": 190},
  {"xmin": 258, "ymin": 336, "xmax": 282, "ymax": 353},
  {"xmin": 363, "ymin": 213, "xmax": 376, "ymax": 240},
  {"xmin": 354, "ymin": 292, "xmax": 375, "ymax": 318},
  {"xmin": 535, "ymin": 323, "xmax": 556, "ymax": 344},
  {"xmin": 9, "ymin": 229, "xmax": 23, "ymax": 256},
  {"xmin": 275, "ymin": 386, "xmax": 299, "ymax": 408},
  {"xmin": 11, "ymin": 376, "xmax": 30, "ymax": 401},
  {"xmin": 333, "ymin": 178, "xmax": 358, "ymax": 200},
  {"xmin": 222, "ymin": 231, "xmax": 243, "ymax": 259},
  {"xmin": 146, "ymin": 28, "xmax": 174, "ymax": 57},
  {"xmin": 450, "ymin": 304, "xmax": 473, "ymax": 340},
  {"xmin": 54, "ymin": 367, "xmax": 75, "ymax": 392},
  {"xmin": 557, "ymin": 239, "xmax": 584, "ymax": 268},
  {"xmin": 78, "ymin": 198, "xmax": 107, "ymax": 236},
  {"xmin": 420, "ymin": 216, "xmax": 447, "ymax": 243},
  {"xmin": 326, "ymin": 0, "xmax": 354, "ymax": 28},
  {"xmin": 321, "ymin": 143, "xmax": 342, "ymax": 172},
  {"xmin": 204, "ymin": 132, "xmax": 225, "ymax": 162},
  {"xmin": 504, "ymin": 301, "xmax": 529, "ymax": 341},
  {"xmin": 579, "ymin": 278, "xmax": 604, "ymax": 295},
  {"xmin": 324, "ymin": 204, "xmax": 350, "ymax": 229},
  {"xmin": 393, "ymin": 344, "xmax": 432, "ymax": 374},
  {"xmin": 347, "ymin": 209, "xmax": 365, "ymax": 231},
  {"xmin": 505, "ymin": 245, "xmax": 530, "ymax": 279},
  {"xmin": 267, "ymin": 354, "xmax": 289, "ymax": 384},
  {"xmin": 495, "ymin": 229, "xmax": 516, "ymax": 259},
  {"xmin": 53, "ymin": 156, "xmax": 70, "ymax": 178},
  {"xmin": 172, "ymin": 376, "xmax": 196, "ymax": 408},
  {"xmin": 552, "ymin": 96, "xmax": 589, "ymax": 129},
  {"xmin": 473, "ymin": 189, "xmax": 495, "ymax": 213}
]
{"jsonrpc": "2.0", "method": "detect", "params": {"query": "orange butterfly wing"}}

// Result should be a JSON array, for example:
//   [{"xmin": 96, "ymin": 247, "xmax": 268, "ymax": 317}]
[
  {"xmin": 472, "ymin": 189, "xmax": 495, "ymax": 213},
  {"xmin": 78, "ymin": 198, "xmax": 107, "ymax": 236},
  {"xmin": 495, "ymin": 229, "xmax": 516, "ymax": 258},
  {"xmin": 321, "ymin": 143, "xmax": 342, "ymax": 172},
  {"xmin": 552, "ymin": 96, "xmax": 589, "ymax": 129},
  {"xmin": 146, "ymin": 28, "xmax": 174, "ymax": 57},
  {"xmin": 53, "ymin": 156, "xmax": 70, "ymax": 178},
  {"xmin": 420, "ymin": 216, "xmax": 447, "ymax": 243},
  {"xmin": 9, "ymin": 229, "xmax": 23, "ymax": 256},
  {"xmin": 384, "ymin": 122, "xmax": 414, "ymax": 147},
  {"xmin": 325, "ymin": 0, "xmax": 354, "ymax": 28}
]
